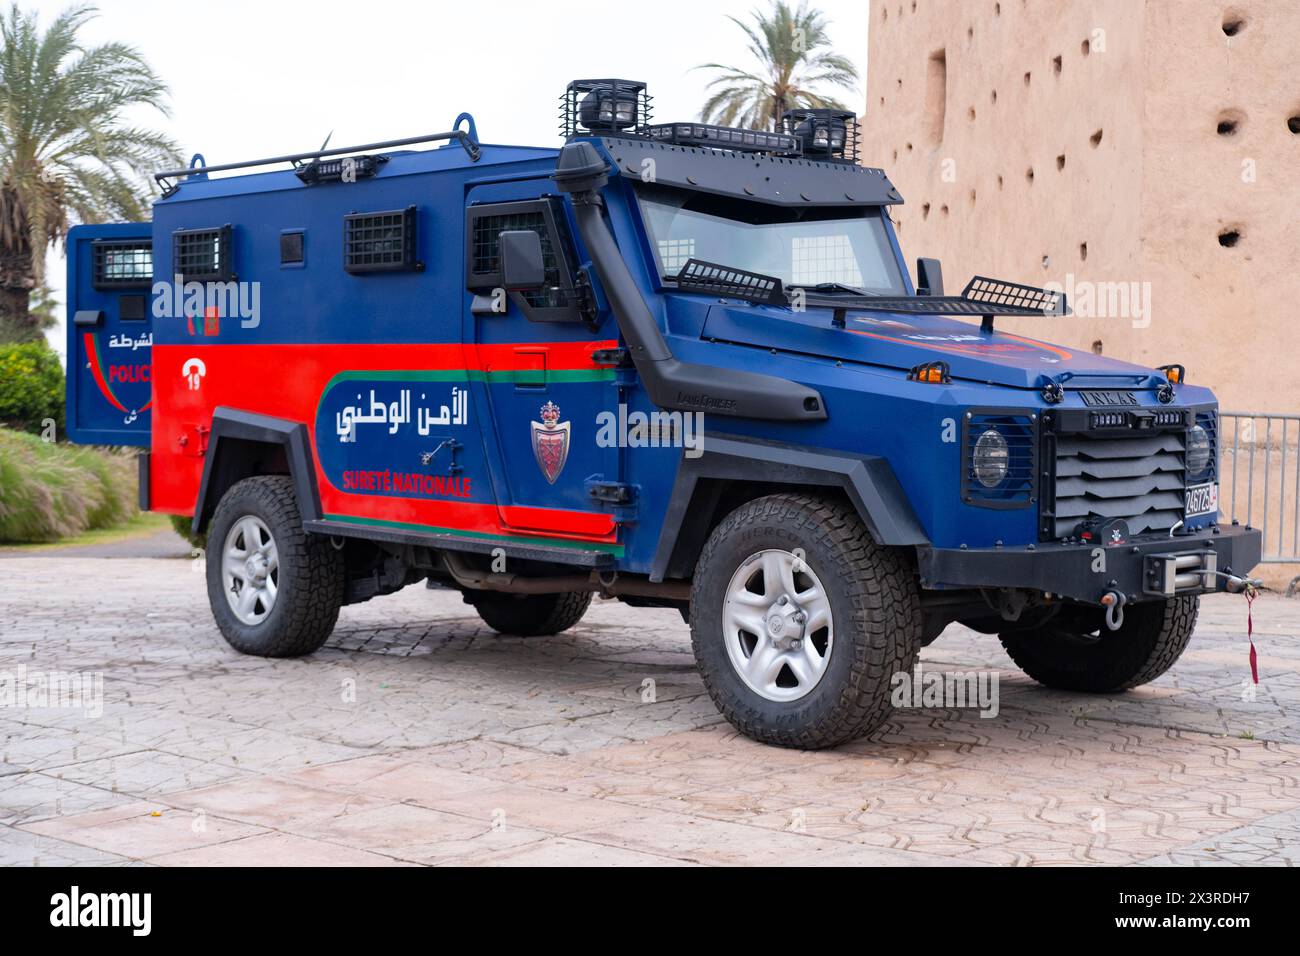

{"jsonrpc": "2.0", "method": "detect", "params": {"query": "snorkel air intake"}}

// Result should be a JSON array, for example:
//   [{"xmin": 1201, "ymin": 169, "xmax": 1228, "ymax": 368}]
[{"xmin": 553, "ymin": 141, "xmax": 826, "ymax": 422}]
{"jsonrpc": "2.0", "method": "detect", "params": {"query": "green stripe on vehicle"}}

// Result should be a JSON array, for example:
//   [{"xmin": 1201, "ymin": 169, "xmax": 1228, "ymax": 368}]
[
  {"xmin": 321, "ymin": 367, "xmax": 615, "ymax": 392},
  {"xmin": 321, "ymin": 513, "xmax": 624, "ymax": 555}
]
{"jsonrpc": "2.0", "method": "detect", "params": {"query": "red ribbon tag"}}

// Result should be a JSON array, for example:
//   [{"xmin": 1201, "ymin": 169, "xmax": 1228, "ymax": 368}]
[{"xmin": 1247, "ymin": 589, "xmax": 1258, "ymax": 684}]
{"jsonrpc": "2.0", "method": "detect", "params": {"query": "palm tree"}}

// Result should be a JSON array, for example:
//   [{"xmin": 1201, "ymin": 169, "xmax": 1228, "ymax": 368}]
[
  {"xmin": 26, "ymin": 280, "xmax": 56, "ymax": 329},
  {"xmin": 0, "ymin": 3, "xmax": 180, "ymax": 342},
  {"xmin": 697, "ymin": 1, "xmax": 859, "ymax": 132}
]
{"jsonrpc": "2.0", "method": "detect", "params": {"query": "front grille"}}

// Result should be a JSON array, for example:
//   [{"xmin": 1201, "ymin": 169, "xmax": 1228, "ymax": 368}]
[{"xmin": 1050, "ymin": 431, "xmax": 1187, "ymax": 537}]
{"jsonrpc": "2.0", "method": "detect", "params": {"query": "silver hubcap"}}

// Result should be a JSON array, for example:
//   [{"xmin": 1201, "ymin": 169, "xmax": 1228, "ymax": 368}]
[
  {"xmin": 723, "ymin": 549, "xmax": 834, "ymax": 702},
  {"xmin": 222, "ymin": 515, "xmax": 279, "ymax": 625}
]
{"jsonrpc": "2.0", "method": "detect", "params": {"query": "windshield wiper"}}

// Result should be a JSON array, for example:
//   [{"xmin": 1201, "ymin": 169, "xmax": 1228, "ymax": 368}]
[{"xmin": 789, "ymin": 282, "xmax": 882, "ymax": 297}]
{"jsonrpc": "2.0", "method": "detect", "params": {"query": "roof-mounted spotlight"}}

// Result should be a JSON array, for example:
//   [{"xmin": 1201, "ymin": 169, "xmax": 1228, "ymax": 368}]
[
  {"xmin": 560, "ymin": 80, "xmax": 651, "ymax": 138},
  {"xmin": 782, "ymin": 108, "xmax": 860, "ymax": 163},
  {"xmin": 580, "ymin": 87, "xmax": 637, "ymax": 130}
]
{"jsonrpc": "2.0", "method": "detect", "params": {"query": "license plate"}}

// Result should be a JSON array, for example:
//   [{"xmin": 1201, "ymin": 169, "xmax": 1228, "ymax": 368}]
[{"xmin": 1185, "ymin": 482, "xmax": 1219, "ymax": 517}]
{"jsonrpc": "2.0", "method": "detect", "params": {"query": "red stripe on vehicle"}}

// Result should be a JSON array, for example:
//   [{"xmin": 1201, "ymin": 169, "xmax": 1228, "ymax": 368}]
[
  {"xmin": 147, "ymin": 342, "xmax": 620, "ymax": 544},
  {"xmin": 83, "ymin": 333, "xmax": 129, "ymax": 412}
]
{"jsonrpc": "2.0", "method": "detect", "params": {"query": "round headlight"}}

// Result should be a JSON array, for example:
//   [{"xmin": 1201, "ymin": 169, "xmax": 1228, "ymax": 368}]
[
  {"xmin": 1186, "ymin": 424, "xmax": 1211, "ymax": 476},
  {"xmin": 973, "ymin": 429, "xmax": 1010, "ymax": 488}
]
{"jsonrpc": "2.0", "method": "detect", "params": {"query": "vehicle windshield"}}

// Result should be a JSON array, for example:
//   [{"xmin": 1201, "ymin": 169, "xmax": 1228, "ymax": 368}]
[{"xmin": 635, "ymin": 183, "xmax": 907, "ymax": 294}]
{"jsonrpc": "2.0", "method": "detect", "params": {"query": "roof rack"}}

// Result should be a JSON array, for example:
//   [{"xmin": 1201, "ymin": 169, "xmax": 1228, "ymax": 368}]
[
  {"xmin": 675, "ymin": 259, "xmax": 787, "ymax": 305},
  {"xmin": 641, "ymin": 122, "xmax": 801, "ymax": 157},
  {"xmin": 669, "ymin": 264, "xmax": 1068, "ymax": 334},
  {"xmin": 862, "ymin": 277, "xmax": 1069, "ymax": 332},
  {"xmin": 154, "ymin": 125, "xmax": 481, "ymax": 196}
]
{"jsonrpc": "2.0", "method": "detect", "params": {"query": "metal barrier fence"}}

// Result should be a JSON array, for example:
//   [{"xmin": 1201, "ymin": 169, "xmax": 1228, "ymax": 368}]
[{"xmin": 1220, "ymin": 412, "xmax": 1300, "ymax": 563}]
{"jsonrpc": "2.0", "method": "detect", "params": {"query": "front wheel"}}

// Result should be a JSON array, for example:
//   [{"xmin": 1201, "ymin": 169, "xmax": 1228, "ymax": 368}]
[
  {"xmin": 205, "ymin": 476, "xmax": 344, "ymax": 657},
  {"xmin": 690, "ymin": 493, "xmax": 922, "ymax": 749},
  {"xmin": 999, "ymin": 595, "xmax": 1199, "ymax": 692}
]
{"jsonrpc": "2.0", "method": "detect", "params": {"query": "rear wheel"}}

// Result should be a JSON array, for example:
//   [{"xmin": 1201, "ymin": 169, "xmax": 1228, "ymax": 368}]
[
  {"xmin": 998, "ymin": 596, "xmax": 1199, "ymax": 692},
  {"xmin": 690, "ymin": 493, "xmax": 922, "ymax": 749},
  {"xmin": 469, "ymin": 590, "xmax": 592, "ymax": 637},
  {"xmin": 206, "ymin": 476, "xmax": 344, "ymax": 657}
]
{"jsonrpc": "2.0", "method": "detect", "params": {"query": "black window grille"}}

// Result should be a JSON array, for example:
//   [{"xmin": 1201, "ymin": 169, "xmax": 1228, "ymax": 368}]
[
  {"xmin": 172, "ymin": 225, "xmax": 233, "ymax": 282},
  {"xmin": 344, "ymin": 207, "xmax": 418, "ymax": 273},
  {"xmin": 470, "ymin": 210, "xmax": 553, "ymax": 282},
  {"xmin": 465, "ymin": 199, "xmax": 587, "ymax": 320},
  {"xmin": 92, "ymin": 241, "xmax": 152, "ymax": 290}
]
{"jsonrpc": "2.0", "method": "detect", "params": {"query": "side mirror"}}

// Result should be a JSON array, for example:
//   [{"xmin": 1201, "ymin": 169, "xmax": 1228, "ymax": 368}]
[
  {"xmin": 916, "ymin": 257, "xmax": 944, "ymax": 296},
  {"xmin": 499, "ymin": 230, "xmax": 546, "ymax": 290}
]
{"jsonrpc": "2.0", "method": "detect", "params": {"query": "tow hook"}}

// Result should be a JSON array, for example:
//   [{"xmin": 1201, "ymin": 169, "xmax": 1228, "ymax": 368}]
[
  {"xmin": 1223, "ymin": 574, "xmax": 1262, "ymax": 593},
  {"xmin": 1101, "ymin": 590, "xmax": 1126, "ymax": 631}
]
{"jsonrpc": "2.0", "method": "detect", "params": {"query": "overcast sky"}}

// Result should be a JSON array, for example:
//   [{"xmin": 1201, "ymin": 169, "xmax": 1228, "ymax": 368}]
[{"xmin": 29, "ymin": 0, "xmax": 871, "ymax": 356}]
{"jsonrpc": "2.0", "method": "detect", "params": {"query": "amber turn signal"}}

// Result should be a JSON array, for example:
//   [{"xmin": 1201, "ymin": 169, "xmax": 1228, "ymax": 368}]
[{"xmin": 908, "ymin": 360, "xmax": 952, "ymax": 384}]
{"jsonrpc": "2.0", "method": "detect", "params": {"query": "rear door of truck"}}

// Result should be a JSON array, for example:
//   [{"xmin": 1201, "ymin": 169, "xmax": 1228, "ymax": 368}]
[{"xmin": 65, "ymin": 223, "xmax": 154, "ymax": 446}]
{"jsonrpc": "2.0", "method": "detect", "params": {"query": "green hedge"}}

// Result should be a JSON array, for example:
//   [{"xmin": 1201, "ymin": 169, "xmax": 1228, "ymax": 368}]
[
  {"xmin": 0, "ymin": 341, "xmax": 64, "ymax": 435},
  {"xmin": 169, "ymin": 512, "xmax": 206, "ymax": 551},
  {"xmin": 0, "ymin": 428, "xmax": 138, "ymax": 543}
]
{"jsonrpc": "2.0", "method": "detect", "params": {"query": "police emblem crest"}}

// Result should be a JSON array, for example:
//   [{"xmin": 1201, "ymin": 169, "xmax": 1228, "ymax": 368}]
[{"xmin": 531, "ymin": 401, "xmax": 570, "ymax": 484}]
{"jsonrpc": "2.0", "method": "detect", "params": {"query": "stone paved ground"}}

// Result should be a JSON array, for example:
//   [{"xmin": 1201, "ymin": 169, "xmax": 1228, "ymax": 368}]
[{"xmin": 1, "ymin": 552, "xmax": 1298, "ymax": 866}]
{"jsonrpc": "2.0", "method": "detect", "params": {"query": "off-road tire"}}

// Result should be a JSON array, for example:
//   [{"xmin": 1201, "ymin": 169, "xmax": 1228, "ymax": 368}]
[
  {"xmin": 470, "ymin": 591, "xmax": 592, "ymax": 637},
  {"xmin": 998, "ymin": 595, "xmax": 1199, "ymax": 692},
  {"xmin": 690, "ymin": 493, "xmax": 923, "ymax": 749},
  {"xmin": 206, "ymin": 476, "xmax": 344, "ymax": 657}
]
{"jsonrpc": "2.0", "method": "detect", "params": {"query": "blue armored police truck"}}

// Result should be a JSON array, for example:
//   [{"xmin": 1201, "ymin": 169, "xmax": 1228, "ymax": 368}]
[{"xmin": 65, "ymin": 79, "xmax": 1261, "ymax": 748}]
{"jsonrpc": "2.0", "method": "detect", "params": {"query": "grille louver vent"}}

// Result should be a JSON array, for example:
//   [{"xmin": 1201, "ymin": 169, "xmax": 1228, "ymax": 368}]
[{"xmin": 1052, "ymin": 432, "xmax": 1187, "ymax": 537}]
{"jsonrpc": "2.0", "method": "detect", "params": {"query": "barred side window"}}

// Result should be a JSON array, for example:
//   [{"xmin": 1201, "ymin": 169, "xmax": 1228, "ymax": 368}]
[
  {"xmin": 172, "ymin": 225, "xmax": 233, "ymax": 282},
  {"xmin": 92, "ymin": 241, "xmax": 152, "ymax": 290},
  {"xmin": 469, "ymin": 209, "xmax": 553, "ymax": 286},
  {"xmin": 464, "ymin": 199, "xmax": 583, "ymax": 315},
  {"xmin": 344, "ymin": 207, "xmax": 418, "ymax": 274}
]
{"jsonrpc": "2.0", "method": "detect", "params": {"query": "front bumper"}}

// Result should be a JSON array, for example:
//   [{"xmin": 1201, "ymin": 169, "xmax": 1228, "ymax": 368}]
[{"xmin": 917, "ymin": 523, "xmax": 1262, "ymax": 605}]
